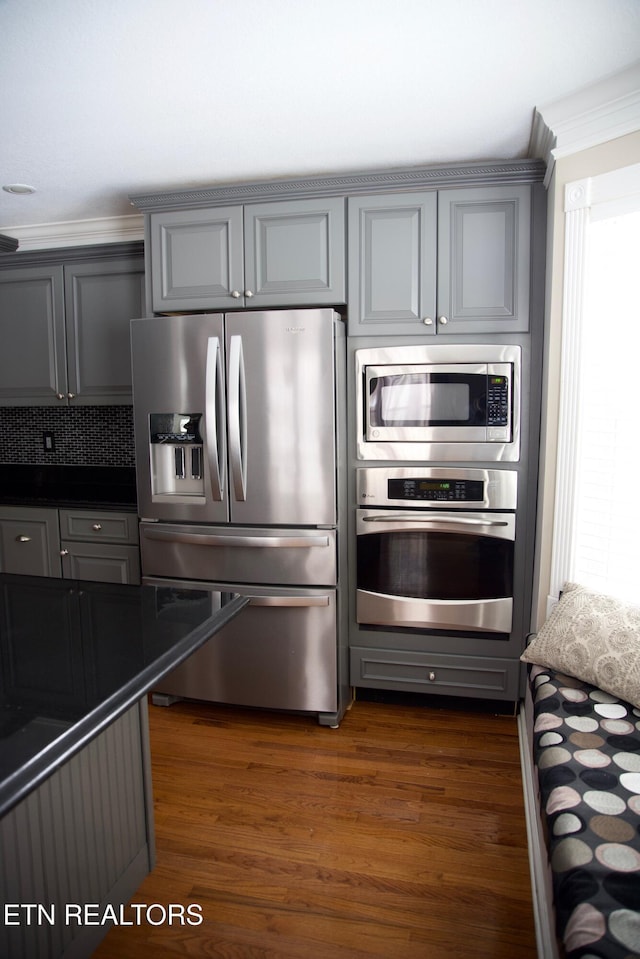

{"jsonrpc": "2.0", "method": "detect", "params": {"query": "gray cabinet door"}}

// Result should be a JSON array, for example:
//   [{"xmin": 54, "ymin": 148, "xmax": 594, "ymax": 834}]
[
  {"xmin": 61, "ymin": 542, "xmax": 141, "ymax": 584},
  {"xmin": 0, "ymin": 507, "xmax": 62, "ymax": 577},
  {"xmin": 348, "ymin": 192, "xmax": 437, "ymax": 335},
  {"xmin": 244, "ymin": 197, "xmax": 345, "ymax": 307},
  {"xmin": 150, "ymin": 198, "xmax": 346, "ymax": 313},
  {"xmin": 64, "ymin": 257, "xmax": 145, "ymax": 404},
  {"xmin": 150, "ymin": 206, "xmax": 245, "ymax": 312},
  {"xmin": 0, "ymin": 266, "xmax": 67, "ymax": 405},
  {"xmin": 437, "ymin": 185, "xmax": 531, "ymax": 334}
]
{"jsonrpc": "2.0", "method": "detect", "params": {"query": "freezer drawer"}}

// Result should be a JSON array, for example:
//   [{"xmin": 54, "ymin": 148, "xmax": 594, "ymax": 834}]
[
  {"xmin": 140, "ymin": 522, "xmax": 337, "ymax": 586},
  {"xmin": 150, "ymin": 580, "xmax": 337, "ymax": 713}
]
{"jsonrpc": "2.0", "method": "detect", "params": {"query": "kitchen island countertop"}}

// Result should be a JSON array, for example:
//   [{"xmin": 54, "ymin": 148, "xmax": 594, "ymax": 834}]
[{"xmin": 0, "ymin": 572, "xmax": 248, "ymax": 818}]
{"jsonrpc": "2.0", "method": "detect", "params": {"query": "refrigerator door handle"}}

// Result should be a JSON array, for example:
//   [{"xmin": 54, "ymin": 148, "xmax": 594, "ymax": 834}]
[
  {"xmin": 228, "ymin": 334, "xmax": 247, "ymax": 502},
  {"xmin": 205, "ymin": 336, "xmax": 224, "ymax": 502},
  {"xmin": 247, "ymin": 595, "xmax": 331, "ymax": 608},
  {"xmin": 141, "ymin": 528, "xmax": 330, "ymax": 549}
]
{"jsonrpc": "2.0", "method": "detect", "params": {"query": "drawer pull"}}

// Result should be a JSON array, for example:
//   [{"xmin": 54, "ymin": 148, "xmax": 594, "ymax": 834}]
[
  {"xmin": 16, "ymin": 535, "xmax": 31, "ymax": 543},
  {"xmin": 428, "ymin": 671, "xmax": 436, "ymax": 682},
  {"xmin": 92, "ymin": 523, "xmax": 103, "ymax": 531},
  {"xmin": 60, "ymin": 549, "xmax": 69, "ymax": 557}
]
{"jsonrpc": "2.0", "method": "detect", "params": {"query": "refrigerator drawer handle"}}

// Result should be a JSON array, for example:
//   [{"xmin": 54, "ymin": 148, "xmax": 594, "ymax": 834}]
[
  {"xmin": 248, "ymin": 595, "xmax": 331, "ymax": 608},
  {"xmin": 205, "ymin": 336, "xmax": 224, "ymax": 502},
  {"xmin": 142, "ymin": 529, "xmax": 330, "ymax": 549}
]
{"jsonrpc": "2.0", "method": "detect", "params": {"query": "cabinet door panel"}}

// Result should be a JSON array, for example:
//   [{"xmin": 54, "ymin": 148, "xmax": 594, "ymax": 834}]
[
  {"xmin": 0, "ymin": 267, "xmax": 66, "ymax": 405},
  {"xmin": 61, "ymin": 543, "xmax": 141, "ymax": 584},
  {"xmin": 244, "ymin": 198, "xmax": 345, "ymax": 306},
  {"xmin": 348, "ymin": 192, "xmax": 437, "ymax": 335},
  {"xmin": 0, "ymin": 508, "xmax": 61, "ymax": 577},
  {"xmin": 438, "ymin": 186, "xmax": 530, "ymax": 333},
  {"xmin": 64, "ymin": 258, "xmax": 145, "ymax": 404},
  {"xmin": 150, "ymin": 207, "xmax": 244, "ymax": 312}
]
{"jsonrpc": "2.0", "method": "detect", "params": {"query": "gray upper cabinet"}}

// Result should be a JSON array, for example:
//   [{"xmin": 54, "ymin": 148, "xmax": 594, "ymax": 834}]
[
  {"xmin": 149, "ymin": 197, "xmax": 346, "ymax": 313},
  {"xmin": 348, "ymin": 192, "xmax": 437, "ymax": 335},
  {"xmin": 348, "ymin": 185, "xmax": 531, "ymax": 335},
  {"xmin": 0, "ymin": 254, "xmax": 145, "ymax": 406}
]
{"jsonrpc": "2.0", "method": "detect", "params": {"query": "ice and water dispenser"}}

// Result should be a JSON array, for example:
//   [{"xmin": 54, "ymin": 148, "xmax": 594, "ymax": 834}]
[{"xmin": 149, "ymin": 413, "xmax": 205, "ymax": 500}]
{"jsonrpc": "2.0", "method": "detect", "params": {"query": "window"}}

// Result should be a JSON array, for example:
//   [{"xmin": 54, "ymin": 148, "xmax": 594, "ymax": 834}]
[{"xmin": 550, "ymin": 165, "xmax": 640, "ymax": 606}]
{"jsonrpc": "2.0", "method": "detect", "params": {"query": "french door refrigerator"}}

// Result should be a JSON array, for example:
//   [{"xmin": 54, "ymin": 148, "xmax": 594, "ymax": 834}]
[{"xmin": 130, "ymin": 309, "xmax": 347, "ymax": 726}]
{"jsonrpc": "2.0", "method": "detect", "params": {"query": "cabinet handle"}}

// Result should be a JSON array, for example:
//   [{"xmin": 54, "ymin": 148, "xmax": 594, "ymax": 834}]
[
  {"xmin": 428, "ymin": 671, "xmax": 436, "ymax": 682},
  {"xmin": 231, "ymin": 290, "xmax": 242, "ymax": 299},
  {"xmin": 60, "ymin": 549, "xmax": 69, "ymax": 557},
  {"xmin": 423, "ymin": 317, "xmax": 433, "ymax": 326},
  {"xmin": 244, "ymin": 290, "xmax": 254, "ymax": 298},
  {"xmin": 92, "ymin": 523, "xmax": 102, "ymax": 531},
  {"xmin": 438, "ymin": 316, "xmax": 448, "ymax": 325},
  {"xmin": 16, "ymin": 535, "xmax": 31, "ymax": 543}
]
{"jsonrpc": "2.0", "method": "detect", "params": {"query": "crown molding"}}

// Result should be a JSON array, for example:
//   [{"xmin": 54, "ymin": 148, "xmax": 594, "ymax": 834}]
[
  {"xmin": 129, "ymin": 159, "xmax": 546, "ymax": 213},
  {"xmin": 2, "ymin": 214, "xmax": 144, "ymax": 252},
  {"xmin": 0, "ymin": 233, "xmax": 19, "ymax": 253},
  {"xmin": 529, "ymin": 62, "xmax": 640, "ymax": 186}
]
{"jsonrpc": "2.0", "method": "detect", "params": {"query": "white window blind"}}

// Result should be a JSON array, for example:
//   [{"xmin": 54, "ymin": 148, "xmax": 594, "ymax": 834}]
[{"xmin": 550, "ymin": 165, "xmax": 640, "ymax": 609}]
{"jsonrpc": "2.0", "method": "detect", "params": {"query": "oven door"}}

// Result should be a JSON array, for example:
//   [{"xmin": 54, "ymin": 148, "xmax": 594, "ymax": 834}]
[{"xmin": 356, "ymin": 508, "xmax": 515, "ymax": 634}]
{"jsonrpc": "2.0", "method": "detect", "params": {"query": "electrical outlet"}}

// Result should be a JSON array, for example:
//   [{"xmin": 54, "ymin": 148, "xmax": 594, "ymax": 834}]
[{"xmin": 43, "ymin": 431, "xmax": 55, "ymax": 452}]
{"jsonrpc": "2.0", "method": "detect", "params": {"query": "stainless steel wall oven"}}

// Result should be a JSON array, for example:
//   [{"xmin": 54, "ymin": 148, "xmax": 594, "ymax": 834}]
[{"xmin": 356, "ymin": 467, "xmax": 517, "ymax": 637}]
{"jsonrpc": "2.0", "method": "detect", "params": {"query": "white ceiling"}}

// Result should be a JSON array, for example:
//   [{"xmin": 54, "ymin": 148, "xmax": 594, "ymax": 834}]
[{"xmin": 2, "ymin": 0, "xmax": 640, "ymax": 234}]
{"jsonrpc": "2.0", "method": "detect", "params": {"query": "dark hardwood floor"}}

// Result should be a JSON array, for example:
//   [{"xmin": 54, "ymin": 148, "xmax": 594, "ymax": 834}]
[{"xmin": 92, "ymin": 694, "xmax": 537, "ymax": 958}]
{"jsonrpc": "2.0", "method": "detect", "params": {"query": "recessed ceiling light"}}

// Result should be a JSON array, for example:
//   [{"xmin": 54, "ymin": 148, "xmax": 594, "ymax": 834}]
[{"xmin": 2, "ymin": 184, "xmax": 37, "ymax": 195}]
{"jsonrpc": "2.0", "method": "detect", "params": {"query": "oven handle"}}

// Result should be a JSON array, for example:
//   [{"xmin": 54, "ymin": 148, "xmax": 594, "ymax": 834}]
[{"xmin": 361, "ymin": 515, "xmax": 509, "ymax": 528}]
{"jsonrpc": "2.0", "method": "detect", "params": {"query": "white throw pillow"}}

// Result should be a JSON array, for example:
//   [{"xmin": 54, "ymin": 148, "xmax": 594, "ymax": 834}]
[{"xmin": 521, "ymin": 582, "xmax": 640, "ymax": 708}]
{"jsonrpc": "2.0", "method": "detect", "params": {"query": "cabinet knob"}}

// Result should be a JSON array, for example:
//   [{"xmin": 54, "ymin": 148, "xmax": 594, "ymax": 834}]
[
  {"xmin": 428, "ymin": 671, "xmax": 436, "ymax": 682},
  {"xmin": 244, "ymin": 290, "xmax": 254, "ymax": 298},
  {"xmin": 56, "ymin": 392, "xmax": 65, "ymax": 400},
  {"xmin": 16, "ymin": 535, "xmax": 31, "ymax": 543},
  {"xmin": 423, "ymin": 317, "xmax": 433, "ymax": 326},
  {"xmin": 92, "ymin": 523, "xmax": 102, "ymax": 531},
  {"xmin": 231, "ymin": 290, "xmax": 242, "ymax": 299},
  {"xmin": 67, "ymin": 392, "xmax": 76, "ymax": 399},
  {"xmin": 438, "ymin": 316, "xmax": 448, "ymax": 325},
  {"xmin": 60, "ymin": 549, "xmax": 69, "ymax": 557}
]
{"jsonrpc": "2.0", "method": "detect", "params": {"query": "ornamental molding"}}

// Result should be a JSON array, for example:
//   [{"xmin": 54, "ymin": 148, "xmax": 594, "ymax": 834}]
[
  {"xmin": 2, "ymin": 214, "xmax": 144, "ymax": 253},
  {"xmin": 529, "ymin": 61, "xmax": 640, "ymax": 186},
  {"xmin": 129, "ymin": 159, "xmax": 545, "ymax": 213}
]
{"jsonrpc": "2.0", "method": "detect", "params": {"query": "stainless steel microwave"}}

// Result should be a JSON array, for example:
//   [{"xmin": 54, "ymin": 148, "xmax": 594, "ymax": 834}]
[{"xmin": 355, "ymin": 344, "xmax": 521, "ymax": 462}]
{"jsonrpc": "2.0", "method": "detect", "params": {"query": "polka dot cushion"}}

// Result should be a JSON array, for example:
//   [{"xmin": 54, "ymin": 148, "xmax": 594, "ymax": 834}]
[{"xmin": 529, "ymin": 664, "xmax": 640, "ymax": 958}]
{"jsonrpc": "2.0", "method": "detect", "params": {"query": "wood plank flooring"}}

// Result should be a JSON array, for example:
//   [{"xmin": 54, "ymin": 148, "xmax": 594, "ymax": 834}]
[{"xmin": 92, "ymin": 695, "xmax": 537, "ymax": 958}]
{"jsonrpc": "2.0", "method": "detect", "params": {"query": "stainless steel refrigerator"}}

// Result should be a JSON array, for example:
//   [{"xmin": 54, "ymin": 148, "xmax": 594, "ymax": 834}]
[{"xmin": 130, "ymin": 309, "xmax": 348, "ymax": 726}]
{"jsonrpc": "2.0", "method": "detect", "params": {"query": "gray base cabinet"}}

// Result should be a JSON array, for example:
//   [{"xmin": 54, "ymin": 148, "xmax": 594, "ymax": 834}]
[
  {"xmin": 348, "ymin": 184, "xmax": 531, "ymax": 335},
  {"xmin": 149, "ymin": 197, "xmax": 346, "ymax": 312},
  {"xmin": 0, "ymin": 701, "xmax": 153, "ymax": 959},
  {"xmin": 0, "ymin": 253, "xmax": 145, "ymax": 406},
  {"xmin": 0, "ymin": 507, "xmax": 140, "ymax": 584}
]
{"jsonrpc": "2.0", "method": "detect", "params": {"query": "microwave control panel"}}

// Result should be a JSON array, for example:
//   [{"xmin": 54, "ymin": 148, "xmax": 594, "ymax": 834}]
[{"xmin": 487, "ymin": 376, "xmax": 509, "ymax": 426}]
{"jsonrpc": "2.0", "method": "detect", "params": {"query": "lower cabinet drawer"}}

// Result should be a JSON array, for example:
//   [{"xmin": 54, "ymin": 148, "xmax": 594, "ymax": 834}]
[
  {"xmin": 61, "ymin": 542, "xmax": 141, "ymax": 585},
  {"xmin": 350, "ymin": 647, "xmax": 520, "ymax": 700},
  {"xmin": 59, "ymin": 509, "xmax": 138, "ymax": 545}
]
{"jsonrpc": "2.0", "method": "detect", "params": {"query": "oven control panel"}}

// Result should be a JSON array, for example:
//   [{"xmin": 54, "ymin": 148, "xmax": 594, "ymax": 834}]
[
  {"xmin": 357, "ymin": 467, "xmax": 517, "ymax": 511},
  {"xmin": 388, "ymin": 478, "xmax": 484, "ymax": 502}
]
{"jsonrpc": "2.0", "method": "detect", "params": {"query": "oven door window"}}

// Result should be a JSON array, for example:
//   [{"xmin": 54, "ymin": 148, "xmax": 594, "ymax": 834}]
[
  {"xmin": 368, "ymin": 372, "xmax": 487, "ymax": 428},
  {"xmin": 357, "ymin": 529, "xmax": 513, "ymax": 601}
]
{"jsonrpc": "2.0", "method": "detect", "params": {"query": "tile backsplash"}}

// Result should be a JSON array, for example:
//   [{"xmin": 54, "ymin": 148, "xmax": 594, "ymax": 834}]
[{"xmin": 0, "ymin": 406, "xmax": 135, "ymax": 466}]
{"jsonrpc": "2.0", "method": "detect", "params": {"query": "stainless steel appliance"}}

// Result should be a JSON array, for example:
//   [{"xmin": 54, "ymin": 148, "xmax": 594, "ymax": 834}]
[
  {"xmin": 356, "ymin": 467, "xmax": 517, "ymax": 635},
  {"xmin": 355, "ymin": 344, "xmax": 521, "ymax": 461},
  {"xmin": 130, "ymin": 309, "xmax": 346, "ymax": 725}
]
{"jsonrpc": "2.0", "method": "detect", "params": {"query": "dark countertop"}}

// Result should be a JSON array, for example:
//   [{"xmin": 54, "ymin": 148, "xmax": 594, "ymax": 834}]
[
  {"xmin": 0, "ymin": 465, "xmax": 138, "ymax": 510},
  {"xmin": 0, "ymin": 573, "xmax": 248, "ymax": 818}
]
